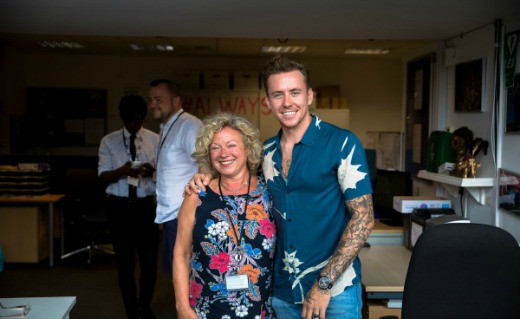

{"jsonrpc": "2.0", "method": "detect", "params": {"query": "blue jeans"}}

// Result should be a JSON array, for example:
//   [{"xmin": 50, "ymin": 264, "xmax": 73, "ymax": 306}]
[{"xmin": 272, "ymin": 282, "xmax": 362, "ymax": 319}]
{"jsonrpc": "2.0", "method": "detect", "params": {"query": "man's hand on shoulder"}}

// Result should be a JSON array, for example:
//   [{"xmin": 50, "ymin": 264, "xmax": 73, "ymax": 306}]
[{"xmin": 183, "ymin": 173, "xmax": 211, "ymax": 197}]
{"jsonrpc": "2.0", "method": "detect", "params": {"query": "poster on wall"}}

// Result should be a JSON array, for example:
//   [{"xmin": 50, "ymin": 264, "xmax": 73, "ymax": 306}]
[
  {"xmin": 504, "ymin": 31, "xmax": 520, "ymax": 88},
  {"xmin": 506, "ymin": 74, "xmax": 520, "ymax": 133},
  {"xmin": 455, "ymin": 59, "xmax": 484, "ymax": 112}
]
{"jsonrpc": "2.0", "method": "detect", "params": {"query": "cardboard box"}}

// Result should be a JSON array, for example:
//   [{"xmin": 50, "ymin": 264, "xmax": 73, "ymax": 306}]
[
  {"xmin": 438, "ymin": 162, "xmax": 455, "ymax": 175},
  {"xmin": 393, "ymin": 196, "xmax": 451, "ymax": 214}
]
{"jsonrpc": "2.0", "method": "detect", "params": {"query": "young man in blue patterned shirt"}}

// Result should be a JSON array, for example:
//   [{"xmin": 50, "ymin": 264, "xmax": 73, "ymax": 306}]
[{"xmin": 260, "ymin": 55, "xmax": 374, "ymax": 319}]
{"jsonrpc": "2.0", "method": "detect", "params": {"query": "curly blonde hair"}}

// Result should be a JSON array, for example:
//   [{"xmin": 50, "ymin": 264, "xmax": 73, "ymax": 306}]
[{"xmin": 194, "ymin": 112, "xmax": 262, "ymax": 177}]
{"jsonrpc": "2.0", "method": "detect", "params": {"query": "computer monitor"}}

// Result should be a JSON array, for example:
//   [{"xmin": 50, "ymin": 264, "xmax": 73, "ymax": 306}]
[{"xmin": 373, "ymin": 169, "xmax": 412, "ymax": 226}]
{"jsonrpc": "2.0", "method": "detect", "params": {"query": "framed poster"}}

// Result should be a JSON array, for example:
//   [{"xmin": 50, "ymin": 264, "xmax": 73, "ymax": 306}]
[
  {"xmin": 455, "ymin": 59, "xmax": 484, "ymax": 112},
  {"xmin": 506, "ymin": 73, "xmax": 520, "ymax": 133}
]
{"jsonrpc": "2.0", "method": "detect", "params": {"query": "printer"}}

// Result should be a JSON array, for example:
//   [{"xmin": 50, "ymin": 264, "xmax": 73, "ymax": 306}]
[{"xmin": 410, "ymin": 208, "xmax": 469, "ymax": 249}]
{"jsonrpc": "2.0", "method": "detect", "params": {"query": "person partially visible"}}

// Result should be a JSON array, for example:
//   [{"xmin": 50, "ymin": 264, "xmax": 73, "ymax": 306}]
[
  {"xmin": 98, "ymin": 95, "xmax": 159, "ymax": 319},
  {"xmin": 185, "ymin": 55, "xmax": 374, "ymax": 319},
  {"xmin": 147, "ymin": 79, "xmax": 202, "ymax": 277},
  {"xmin": 173, "ymin": 113, "xmax": 276, "ymax": 319}
]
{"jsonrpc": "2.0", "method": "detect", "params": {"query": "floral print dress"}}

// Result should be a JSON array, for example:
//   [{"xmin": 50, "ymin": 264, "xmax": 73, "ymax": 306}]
[{"xmin": 190, "ymin": 180, "xmax": 276, "ymax": 319}]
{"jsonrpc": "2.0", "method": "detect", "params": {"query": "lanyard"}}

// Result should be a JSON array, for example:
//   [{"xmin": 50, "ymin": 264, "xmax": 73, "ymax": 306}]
[
  {"xmin": 218, "ymin": 174, "xmax": 251, "ymax": 251},
  {"xmin": 156, "ymin": 111, "xmax": 184, "ymax": 162}
]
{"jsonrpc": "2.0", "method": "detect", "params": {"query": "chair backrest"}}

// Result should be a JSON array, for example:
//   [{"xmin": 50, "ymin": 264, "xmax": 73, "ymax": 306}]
[
  {"xmin": 64, "ymin": 168, "xmax": 106, "ymax": 220},
  {"xmin": 402, "ymin": 223, "xmax": 520, "ymax": 319}
]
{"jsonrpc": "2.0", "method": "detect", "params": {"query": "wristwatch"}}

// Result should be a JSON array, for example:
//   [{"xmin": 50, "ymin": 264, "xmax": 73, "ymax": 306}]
[{"xmin": 317, "ymin": 274, "xmax": 333, "ymax": 290}]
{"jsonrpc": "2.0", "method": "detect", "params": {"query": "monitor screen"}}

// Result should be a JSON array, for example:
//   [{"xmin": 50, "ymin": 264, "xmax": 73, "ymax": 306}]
[{"xmin": 373, "ymin": 169, "xmax": 412, "ymax": 226}]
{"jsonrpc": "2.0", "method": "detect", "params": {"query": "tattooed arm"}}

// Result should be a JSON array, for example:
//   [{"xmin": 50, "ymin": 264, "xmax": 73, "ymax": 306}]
[{"xmin": 301, "ymin": 194, "xmax": 374, "ymax": 319}]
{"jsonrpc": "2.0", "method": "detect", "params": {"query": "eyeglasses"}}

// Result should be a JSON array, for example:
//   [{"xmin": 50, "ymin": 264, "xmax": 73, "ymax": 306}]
[{"xmin": 0, "ymin": 302, "xmax": 31, "ymax": 317}]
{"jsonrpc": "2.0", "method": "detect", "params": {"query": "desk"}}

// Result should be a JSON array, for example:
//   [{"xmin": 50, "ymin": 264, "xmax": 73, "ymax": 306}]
[
  {"xmin": 359, "ymin": 245, "xmax": 411, "ymax": 299},
  {"xmin": 0, "ymin": 297, "xmax": 76, "ymax": 319},
  {"xmin": 368, "ymin": 220, "xmax": 404, "ymax": 245},
  {"xmin": 359, "ymin": 246, "xmax": 411, "ymax": 318},
  {"xmin": 0, "ymin": 194, "xmax": 65, "ymax": 267}
]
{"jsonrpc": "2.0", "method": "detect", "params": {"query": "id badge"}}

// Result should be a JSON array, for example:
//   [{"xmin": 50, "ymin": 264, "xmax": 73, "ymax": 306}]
[
  {"xmin": 225, "ymin": 274, "xmax": 249, "ymax": 291},
  {"xmin": 127, "ymin": 176, "xmax": 139, "ymax": 187}
]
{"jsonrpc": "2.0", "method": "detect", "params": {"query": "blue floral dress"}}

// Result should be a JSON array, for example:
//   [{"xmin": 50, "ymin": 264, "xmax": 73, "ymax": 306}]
[{"xmin": 189, "ymin": 180, "xmax": 276, "ymax": 319}]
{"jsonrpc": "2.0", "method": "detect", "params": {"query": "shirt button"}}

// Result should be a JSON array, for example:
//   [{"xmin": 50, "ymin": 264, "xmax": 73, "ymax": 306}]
[{"xmin": 288, "ymin": 218, "xmax": 293, "ymax": 222}]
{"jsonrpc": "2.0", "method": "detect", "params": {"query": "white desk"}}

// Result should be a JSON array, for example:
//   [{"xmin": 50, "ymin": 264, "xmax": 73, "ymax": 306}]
[
  {"xmin": 359, "ymin": 245, "xmax": 411, "ymax": 299},
  {"xmin": 0, "ymin": 297, "xmax": 76, "ymax": 319}
]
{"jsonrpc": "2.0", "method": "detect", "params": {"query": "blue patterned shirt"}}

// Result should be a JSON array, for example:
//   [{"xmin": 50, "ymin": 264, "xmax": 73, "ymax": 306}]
[{"xmin": 262, "ymin": 115, "xmax": 372, "ymax": 304}]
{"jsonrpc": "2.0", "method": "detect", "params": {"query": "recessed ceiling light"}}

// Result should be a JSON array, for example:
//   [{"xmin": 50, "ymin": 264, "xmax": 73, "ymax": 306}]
[
  {"xmin": 38, "ymin": 41, "xmax": 85, "ymax": 49},
  {"xmin": 156, "ymin": 45, "xmax": 174, "ymax": 51},
  {"xmin": 261, "ymin": 46, "xmax": 307, "ymax": 54},
  {"xmin": 129, "ymin": 44, "xmax": 174, "ymax": 51},
  {"xmin": 344, "ymin": 48, "xmax": 391, "ymax": 55}
]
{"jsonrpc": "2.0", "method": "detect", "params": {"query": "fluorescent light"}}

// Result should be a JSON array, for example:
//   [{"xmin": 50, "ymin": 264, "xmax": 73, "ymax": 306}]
[
  {"xmin": 130, "ymin": 44, "xmax": 174, "ymax": 51},
  {"xmin": 38, "ymin": 41, "xmax": 85, "ymax": 49},
  {"xmin": 344, "ymin": 48, "xmax": 391, "ymax": 55},
  {"xmin": 261, "ymin": 46, "xmax": 306, "ymax": 54},
  {"xmin": 156, "ymin": 45, "xmax": 174, "ymax": 51}
]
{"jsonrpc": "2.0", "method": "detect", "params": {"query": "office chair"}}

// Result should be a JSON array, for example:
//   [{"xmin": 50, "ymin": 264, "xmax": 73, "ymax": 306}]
[
  {"xmin": 61, "ymin": 168, "xmax": 114, "ymax": 265},
  {"xmin": 398, "ymin": 223, "xmax": 520, "ymax": 319}
]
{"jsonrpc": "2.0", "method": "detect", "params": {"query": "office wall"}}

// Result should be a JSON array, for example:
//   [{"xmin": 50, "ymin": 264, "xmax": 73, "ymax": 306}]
[
  {"xmin": 0, "ymin": 52, "xmax": 403, "ymax": 156},
  {"xmin": 408, "ymin": 20, "xmax": 520, "ymax": 241}
]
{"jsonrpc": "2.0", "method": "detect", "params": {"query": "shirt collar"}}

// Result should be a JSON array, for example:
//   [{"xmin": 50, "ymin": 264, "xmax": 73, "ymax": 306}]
[
  {"xmin": 160, "ymin": 108, "xmax": 184, "ymax": 130},
  {"xmin": 276, "ymin": 114, "xmax": 319, "ymax": 146},
  {"xmin": 123, "ymin": 127, "xmax": 142, "ymax": 138}
]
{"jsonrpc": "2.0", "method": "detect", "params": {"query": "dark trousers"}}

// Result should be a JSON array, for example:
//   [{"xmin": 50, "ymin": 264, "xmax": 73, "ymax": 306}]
[{"xmin": 106, "ymin": 195, "xmax": 159, "ymax": 319}]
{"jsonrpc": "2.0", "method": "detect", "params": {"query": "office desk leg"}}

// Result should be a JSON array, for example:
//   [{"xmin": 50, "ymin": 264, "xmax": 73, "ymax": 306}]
[{"xmin": 48, "ymin": 202, "xmax": 54, "ymax": 267}]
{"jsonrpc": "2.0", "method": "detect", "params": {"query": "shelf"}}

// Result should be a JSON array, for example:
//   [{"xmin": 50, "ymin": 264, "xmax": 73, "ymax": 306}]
[{"xmin": 417, "ymin": 170, "xmax": 494, "ymax": 205}]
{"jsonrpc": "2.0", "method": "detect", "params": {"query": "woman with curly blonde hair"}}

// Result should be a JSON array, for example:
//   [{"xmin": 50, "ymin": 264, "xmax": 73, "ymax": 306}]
[{"xmin": 173, "ymin": 112, "xmax": 276, "ymax": 319}]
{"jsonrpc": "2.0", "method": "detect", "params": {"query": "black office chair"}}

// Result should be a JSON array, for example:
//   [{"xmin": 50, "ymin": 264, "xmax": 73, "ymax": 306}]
[
  {"xmin": 398, "ymin": 223, "xmax": 520, "ymax": 319},
  {"xmin": 61, "ymin": 168, "xmax": 114, "ymax": 265}
]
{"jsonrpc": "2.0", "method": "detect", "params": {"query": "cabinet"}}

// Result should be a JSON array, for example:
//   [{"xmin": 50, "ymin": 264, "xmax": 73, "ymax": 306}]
[
  {"xmin": 0, "ymin": 207, "xmax": 49, "ymax": 262},
  {"xmin": 363, "ymin": 300, "xmax": 401, "ymax": 319}
]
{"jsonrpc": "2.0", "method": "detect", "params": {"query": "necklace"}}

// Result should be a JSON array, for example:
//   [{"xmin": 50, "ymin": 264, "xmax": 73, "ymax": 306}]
[{"xmin": 220, "ymin": 176, "xmax": 249, "ymax": 192}]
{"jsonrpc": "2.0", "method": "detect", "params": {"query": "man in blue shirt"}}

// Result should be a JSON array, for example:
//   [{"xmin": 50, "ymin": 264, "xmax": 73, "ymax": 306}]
[
  {"xmin": 260, "ymin": 55, "xmax": 374, "ymax": 319},
  {"xmin": 185, "ymin": 55, "xmax": 374, "ymax": 319}
]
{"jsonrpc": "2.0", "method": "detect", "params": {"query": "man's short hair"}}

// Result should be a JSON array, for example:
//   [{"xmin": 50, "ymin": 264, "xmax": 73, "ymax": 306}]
[
  {"xmin": 261, "ymin": 55, "xmax": 310, "ymax": 94},
  {"xmin": 118, "ymin": 95, "xmax": 147, "ymax": 119},
  {"xmin": 149, "ymin": 79, "xmax": 182, "ymax": 97}
]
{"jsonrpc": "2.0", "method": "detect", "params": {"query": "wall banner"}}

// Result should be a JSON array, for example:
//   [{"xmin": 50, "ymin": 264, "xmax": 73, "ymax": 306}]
[{"xmin": 504, "ymin": 30, "xmax": 520, "ymax": 88}]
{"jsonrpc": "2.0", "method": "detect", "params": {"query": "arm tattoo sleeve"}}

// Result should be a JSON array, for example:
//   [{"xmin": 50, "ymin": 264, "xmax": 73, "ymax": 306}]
[{"xmin": 321, "ymin": 194, "xmax": 374, "ymax": 283}]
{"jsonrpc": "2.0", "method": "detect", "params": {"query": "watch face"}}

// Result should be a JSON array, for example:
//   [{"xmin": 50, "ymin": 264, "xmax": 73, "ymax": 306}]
[{"xmin": 318, "ymin": 276, "xmax": 332, "ymax": 289}]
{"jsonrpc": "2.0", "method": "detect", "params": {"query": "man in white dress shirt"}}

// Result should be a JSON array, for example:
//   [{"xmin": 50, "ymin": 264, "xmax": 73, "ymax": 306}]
[
  {"xmin": 148, "ymin": 79, "xmax": 202, "ymax": 277},
  {"xmin": 98, "ymin": 95, "xmax": 160, "ymax": 319}
]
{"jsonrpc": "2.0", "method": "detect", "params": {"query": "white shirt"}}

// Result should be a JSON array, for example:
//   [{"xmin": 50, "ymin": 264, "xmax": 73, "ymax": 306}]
[
  {"xmin": 155, "ymin": 109, "xmax": 202, "ymax": 223},
  {"xmin": 98, "ymin": 127, "xmax": 159, "ymax": 198}
]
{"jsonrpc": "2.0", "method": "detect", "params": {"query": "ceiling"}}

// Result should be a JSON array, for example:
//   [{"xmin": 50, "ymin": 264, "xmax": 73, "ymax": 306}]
[{"xmin": 0, "ymin": 0, "xmax": 519, "ymax": 58}]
